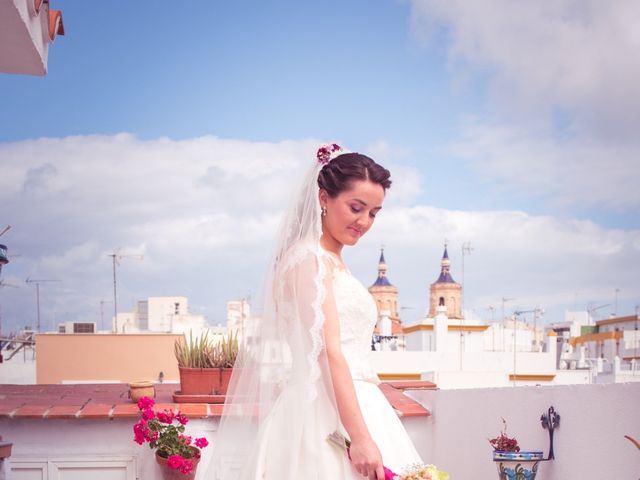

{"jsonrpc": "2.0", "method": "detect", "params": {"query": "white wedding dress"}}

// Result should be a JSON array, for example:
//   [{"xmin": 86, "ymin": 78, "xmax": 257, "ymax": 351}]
[{"xmin": 252, "ymin": 254, "xmax": 422, "ymax": 478}]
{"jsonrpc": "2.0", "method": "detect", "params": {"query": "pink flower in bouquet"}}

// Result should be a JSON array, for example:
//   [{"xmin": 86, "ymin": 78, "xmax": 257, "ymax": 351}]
[{"xmin": 327, "ymin": 432, "xmax": 449, "ymax": 480}]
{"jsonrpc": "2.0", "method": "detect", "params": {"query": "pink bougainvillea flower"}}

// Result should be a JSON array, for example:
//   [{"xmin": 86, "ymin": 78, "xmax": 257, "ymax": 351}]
[
  {"xmin": 166, "ymin": 454, "xmax": 185, "ymax": 470},
  {"xmin": 137, "ymin": 396, "xmax": 155, "ymax": 411},
  {"xmin": 195, "ymin": 437, "xmax": 209, "ymax": 448}
]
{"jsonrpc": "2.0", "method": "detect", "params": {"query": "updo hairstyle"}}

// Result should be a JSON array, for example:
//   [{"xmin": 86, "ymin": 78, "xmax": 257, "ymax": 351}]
[{"xmin": 317, "ymin": 153, "xmax": 392, "ymax": 198}]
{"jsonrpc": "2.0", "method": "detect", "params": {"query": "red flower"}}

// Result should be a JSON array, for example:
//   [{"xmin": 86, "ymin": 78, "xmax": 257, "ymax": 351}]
[
  {"xmin": 175, "ymin": 412, "xmax": 188, "ymax": 425},
  {"xmin": 137, "ymin": 396, "xmax": 155, "ymax": 411},
  {"xmin": 316, "ymin": 143, "xmax": 343, "ymax": 165},
  {"xmin": 179, "ymin": 434, "xmax": 192, "ymax": 445},
  {"xmin": 179, "ymin": 459, "xmax": 194, "ymax": 475},
  {"xmin": 141, "ymin": 408, "xmax": 155, "ymax": 420},
  {"xmin": 156, "ymin": 410, "xmax": 174, "ymax": 424},
  {"xmin": 166, "ymin": 454, "xmax": 185, "ymax": 470},
  {"xmin": 133, "ymin": 420, "xmax": 148, "ymax": 444},
  {"xmin": 195, "ymin": 437, "xmax": 209, "ymax": 448}
]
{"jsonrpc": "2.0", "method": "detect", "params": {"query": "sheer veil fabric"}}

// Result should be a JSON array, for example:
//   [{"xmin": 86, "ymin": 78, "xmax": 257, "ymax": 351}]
[{"xmin": 208, "ymin": 160, "xmax": 353, "ymax": 478}]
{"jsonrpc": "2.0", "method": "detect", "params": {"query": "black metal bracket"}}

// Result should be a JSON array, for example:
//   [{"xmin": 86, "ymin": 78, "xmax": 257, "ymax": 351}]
[{"xmin": 540, "ymin": 406, "xmax": 560, "ymax": 460}]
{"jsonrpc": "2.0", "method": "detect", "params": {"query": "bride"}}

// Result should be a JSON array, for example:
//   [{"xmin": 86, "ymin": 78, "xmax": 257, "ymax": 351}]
[{"xmin": 209, "ymin": 144, "xmax": 422, "ymax": 479}]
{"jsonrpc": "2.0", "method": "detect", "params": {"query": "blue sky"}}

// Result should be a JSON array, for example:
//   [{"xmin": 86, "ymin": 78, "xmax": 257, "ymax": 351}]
[{"xmin": 1, "ymin": 0, "xmax": 638, "ymax": 333}]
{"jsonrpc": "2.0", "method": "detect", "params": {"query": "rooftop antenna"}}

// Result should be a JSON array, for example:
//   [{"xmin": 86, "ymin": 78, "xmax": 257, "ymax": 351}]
[
  {"xmin": 108, "ymin": 250, "xmax": 143, "ymax": 333},
  {"xmin": 586, "ymin": 302, "xmax": 610, "ymax": 325},
  {"xmin": 512, "ymin": 307, "xmax": 545, "ymax": 386},
  {"xmin": 0, "ymin": 279, "xmax": 19, "ymax": 337},
  {"xmin": 99, "ymin": 299, "xmax": 112, "ymax": 332},
  {"xmin": 459, "ymin": 242, "xmax": 473, "ymax": 369},
  {"xmin": 25, "ymin": 277, "xmax": 60, "ymax": 332},
  {"xmin": 0, "ymin": 226, "xmax": 10, "ymax": 276}
]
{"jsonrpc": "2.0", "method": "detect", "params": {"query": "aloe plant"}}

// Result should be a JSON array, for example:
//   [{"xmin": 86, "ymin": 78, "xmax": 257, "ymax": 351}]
[{"xmin": 174, "ymin": 330, "xmax": 238, "ymax": 369}]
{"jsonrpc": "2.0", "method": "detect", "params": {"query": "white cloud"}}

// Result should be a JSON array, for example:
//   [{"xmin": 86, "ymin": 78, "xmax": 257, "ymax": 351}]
[
  {"xmin": 0, "ymin": 134, "xmax": 637, "ymax": 333},
  {"xmin": 348, "ymin": 204, "xmax": 639, "ymax": 323},
  {"xmin": 449, "ymin": 121, "xmax": 640, "ymax": 210},
  {"xmin": 410, "ymin": 0, "xmax": 640, "ymax": 135}
]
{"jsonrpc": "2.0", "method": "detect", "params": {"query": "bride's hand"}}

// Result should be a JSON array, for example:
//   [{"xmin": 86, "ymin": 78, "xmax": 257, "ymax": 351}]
[{"xmin": 349, "ymin": 436, "xmax": 385, "ymax": 480}]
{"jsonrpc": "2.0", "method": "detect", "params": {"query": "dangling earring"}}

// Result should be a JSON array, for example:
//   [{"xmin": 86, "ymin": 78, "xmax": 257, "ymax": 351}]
[{"xmin": 321, "ymin": 206, "xmax": 327, "ymax": 217}]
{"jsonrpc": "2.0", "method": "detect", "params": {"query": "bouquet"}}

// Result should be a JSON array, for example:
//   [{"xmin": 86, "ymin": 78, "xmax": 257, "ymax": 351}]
[
  {"xmin": 133, "ymin": 396, "xmax": 209, "ymax": 475},
  {"xmin": 327, "ymin": 432, "xmax": 449, "ymax": 480}
]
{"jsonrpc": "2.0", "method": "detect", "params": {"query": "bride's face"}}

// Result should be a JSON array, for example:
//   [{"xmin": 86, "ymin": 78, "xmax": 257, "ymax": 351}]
[{"xmin": 320, "ymin": 179, "xmax": 385, "ymax": 247}]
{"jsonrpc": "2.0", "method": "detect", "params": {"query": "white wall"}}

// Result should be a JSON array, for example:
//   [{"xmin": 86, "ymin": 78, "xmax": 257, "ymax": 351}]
[
  {"xmin": 371, "ymin": 349, "xmax": 557, "ymax": 389},
  {"xmin": 408, "ymin": 383, "xmax": 640, "ymax": 479},
  {"xmin": 2, "ymin": 417, "xmax": 215, "ymax": 480},
  {"xmin": 2, "ymin": 384, "xmax": 638, "ymax": 479}
]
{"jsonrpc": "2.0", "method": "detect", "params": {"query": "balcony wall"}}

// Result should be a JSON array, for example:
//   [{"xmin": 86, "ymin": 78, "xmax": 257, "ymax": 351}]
[
  {"xmin": 409, "ymin": 382, "xmax": 640, "ymax": 479},
  {"xmin": 1, "ymin": 383, "xmax": 638, "ymax": 478}
]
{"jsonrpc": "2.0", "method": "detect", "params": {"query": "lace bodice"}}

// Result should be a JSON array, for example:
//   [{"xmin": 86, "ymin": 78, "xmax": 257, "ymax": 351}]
[{"xmin": 332, "ymin": 266, "xmax": 380, "ymax": 383}]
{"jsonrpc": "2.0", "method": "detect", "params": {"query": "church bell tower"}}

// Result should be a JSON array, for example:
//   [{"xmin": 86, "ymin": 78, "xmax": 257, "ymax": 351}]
[{"xmin": 428, "ymin": 244, "xmax": 462, "ymax": 319}]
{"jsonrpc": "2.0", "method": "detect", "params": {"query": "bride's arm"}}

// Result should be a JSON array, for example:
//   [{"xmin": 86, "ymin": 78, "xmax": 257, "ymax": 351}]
[{"xmin": 322, "ymin": 260, "xmax": 385, "ymax": 480}]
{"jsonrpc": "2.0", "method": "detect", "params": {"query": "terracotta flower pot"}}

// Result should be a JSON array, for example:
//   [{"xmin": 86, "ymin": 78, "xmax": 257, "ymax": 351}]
[
  {"xmin": 156, "ymin": 449, "xmax": 201, "ymax": 480},
  {"xmin": 178, "ymin": 366, "xmax": 233, "ymax": 396},
  {"xmin": 0, "ymin": 441, "xmax": 13, "ymax": 459},
  {"xmin": 129, "ymin": 381, "xmax": 156, "ymax": 403}
]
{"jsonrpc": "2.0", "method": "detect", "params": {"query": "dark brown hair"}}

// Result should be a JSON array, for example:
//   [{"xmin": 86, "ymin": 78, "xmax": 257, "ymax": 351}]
[{"xmin": 317, "ymin": 153, "xmax": 392, "ymax": 198}]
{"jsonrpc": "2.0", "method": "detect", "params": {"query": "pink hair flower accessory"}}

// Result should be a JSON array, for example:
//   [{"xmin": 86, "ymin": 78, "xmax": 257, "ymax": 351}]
[{"xmin": 316, "ymin": 143, "xmax": 344, "ymax": 165}]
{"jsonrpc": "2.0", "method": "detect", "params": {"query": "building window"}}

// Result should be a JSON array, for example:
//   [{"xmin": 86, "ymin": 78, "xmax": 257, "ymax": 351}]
[{"xmin": 73, "ymin": 323, "xmax": 95, "ymax": 333}]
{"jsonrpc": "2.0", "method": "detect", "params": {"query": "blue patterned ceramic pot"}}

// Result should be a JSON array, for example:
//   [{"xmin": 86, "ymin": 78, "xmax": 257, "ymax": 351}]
[{"xmin": 493, "ymin": 451, "xmax": 543, "ymax": 480}]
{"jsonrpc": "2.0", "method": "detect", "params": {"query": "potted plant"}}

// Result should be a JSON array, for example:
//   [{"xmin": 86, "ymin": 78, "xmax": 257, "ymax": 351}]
[
  {"xmin": 133, "ymin": 396, "xmax": 209, "ymax": 480},
  {"xmin": 0, "ymin": 435, "xmax": 12, "ymax": 460},
  {"xmin": 174, "ymin": 330, "xmax": 238, "ymax": 398},
  {"xmin": 489, "ymin": 418, "xmax": 543, "ymax": 480}
]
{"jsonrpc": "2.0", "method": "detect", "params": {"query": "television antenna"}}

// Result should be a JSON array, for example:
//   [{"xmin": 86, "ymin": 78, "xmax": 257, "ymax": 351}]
[
  {"xmin": 512, "ymin": 307, "xmax": 545, "ymax": 385},
  {"xmin": 0, "ymin": 280, "xmax": 19, "ymax": 337},
  {"xmin": 586, "ymin": 303, "xmax": 610, "ymax": 324},
  {"xmin": 99, "ymin": 299, "xmax": 112, "ymax": 332},
  {"xmin": 25, "ymin": 277, "xmax": 60, "ymax": 332},
  {"xmin": 108, "ymin": 250, "xmax": 143, "ymax": 333}
]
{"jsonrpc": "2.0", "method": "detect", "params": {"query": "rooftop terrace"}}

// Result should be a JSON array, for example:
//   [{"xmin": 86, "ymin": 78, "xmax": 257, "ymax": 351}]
[{"xmin": 0, "ymin": 381, "xmax": 638, "ymax": 478}]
